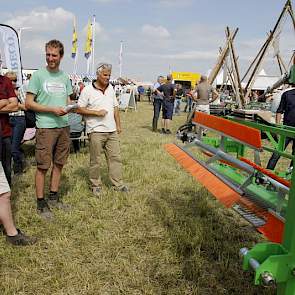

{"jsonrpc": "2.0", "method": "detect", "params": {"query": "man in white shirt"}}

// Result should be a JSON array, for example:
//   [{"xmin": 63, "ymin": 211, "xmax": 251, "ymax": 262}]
[{"xmin": 77, "ymin": 63, "xmax": 128, "ymax": 195}]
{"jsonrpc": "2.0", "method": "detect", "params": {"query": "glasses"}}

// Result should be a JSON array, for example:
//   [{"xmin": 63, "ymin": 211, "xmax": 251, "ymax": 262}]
[{"xmin": 11, "ymin": 79, "xmax": 17, "ymax": 82}]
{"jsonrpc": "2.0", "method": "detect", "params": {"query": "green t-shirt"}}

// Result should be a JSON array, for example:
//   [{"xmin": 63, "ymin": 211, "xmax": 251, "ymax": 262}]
[{"xmin": 28, "ymin": 68, "xmax": 73, "ymax": 128}]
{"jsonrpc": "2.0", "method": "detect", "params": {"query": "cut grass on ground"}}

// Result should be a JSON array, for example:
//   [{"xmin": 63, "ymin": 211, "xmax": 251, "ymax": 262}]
[{"xmin": 1, "ymin": 100, "xmax": 275, "ymax": 294}]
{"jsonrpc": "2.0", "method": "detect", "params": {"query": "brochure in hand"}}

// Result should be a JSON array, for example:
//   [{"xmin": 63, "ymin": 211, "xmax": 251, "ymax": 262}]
[{"xmin": 64, "ymin": 103, "xmax": 79, "ymax": 112}]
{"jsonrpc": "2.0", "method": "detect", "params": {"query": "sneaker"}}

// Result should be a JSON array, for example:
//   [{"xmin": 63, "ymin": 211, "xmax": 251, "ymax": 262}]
[
  {"xmin": 160, "ymin": 128, "xmax": 166, "ymax": 134},
  {"xmin": 37, "ymin": 205, "xmax": 54, "ymax": 221},
  {"xmin": 165, "ymin": 129, "xmax": 172, "ymax": 134},
  {"xmin": 92, "ymin": 186, "xmax": 102, "ymax": 196},
  {"xmin": 6, "ymin": 229, "xmax": 37, "ymax": 246},
  {"xmin": 113, "ymin": 185, "xmax": 129, "ymax": 193}
]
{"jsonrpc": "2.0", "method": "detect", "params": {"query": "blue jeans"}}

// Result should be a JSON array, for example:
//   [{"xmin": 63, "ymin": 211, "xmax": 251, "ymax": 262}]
[
  {"xmin": 184, "ymin": 97, "xmax": 192, "ymax": 112},
  {"xmin": 152, "ymin": 99, "xmax": 163, "ymax": 131},
  {"xmin": 9, "ymin": 116, "xmax": 26, "ymax": 173},
  {"xmin": 174, "ymin": 98, "xmax": 181, "ymax": 114}
]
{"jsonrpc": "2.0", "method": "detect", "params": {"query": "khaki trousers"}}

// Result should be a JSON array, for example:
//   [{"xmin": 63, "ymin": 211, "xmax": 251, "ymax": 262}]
[{"xmin": 89, "ymin": 132, "xmax": 123, "ymax": 188}]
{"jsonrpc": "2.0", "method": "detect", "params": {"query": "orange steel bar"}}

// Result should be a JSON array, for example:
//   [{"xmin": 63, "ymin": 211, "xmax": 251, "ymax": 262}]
[{"xmin": 193, "ymin": 112, "xmax": 262, "ymax": 149}]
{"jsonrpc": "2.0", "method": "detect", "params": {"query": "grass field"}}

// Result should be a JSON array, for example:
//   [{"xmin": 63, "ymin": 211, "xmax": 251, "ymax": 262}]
[{"xmin": 0, "ymin": 100, "xmax": 275, "ymax": 294}]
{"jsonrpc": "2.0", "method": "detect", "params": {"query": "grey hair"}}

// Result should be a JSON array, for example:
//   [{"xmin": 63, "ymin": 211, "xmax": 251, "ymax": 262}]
[
  {"xmin": 5, "ymin": 71, "xmax": 17, "ymax": 78},
  {"xmin": 96, "ymin": 63, "xmax": 112, "ymax": 74}
]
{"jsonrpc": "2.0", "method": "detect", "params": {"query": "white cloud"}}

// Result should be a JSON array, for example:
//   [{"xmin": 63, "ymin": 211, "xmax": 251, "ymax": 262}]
[
  {"xmin": 82, "ymin": 21, "xmax": 108, "ymax": 41},
  {"xmin": 141, "ymin": 24, "xmax": 170, "ymax": 38},
  {"xmin": 23, "ymin": 38, "xmax": 46, "ymax": 53},
  {"xmin": 5, "ymin": 7, "xmax": 73, "ymax": 33}
]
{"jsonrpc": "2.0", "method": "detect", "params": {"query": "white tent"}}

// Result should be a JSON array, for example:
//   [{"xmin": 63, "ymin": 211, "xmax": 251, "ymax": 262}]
[
  {"xmin": 251, "ymin": 69, "xmax": 280, "ymax": 90},
  {"xmin": 213, "ymin": 69, "xmax": 280, "ymax": 90}
]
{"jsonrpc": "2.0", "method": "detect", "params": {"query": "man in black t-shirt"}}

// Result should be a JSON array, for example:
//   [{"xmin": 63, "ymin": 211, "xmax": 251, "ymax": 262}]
[
  {"xmin": 156, "ymin": 75, "xmax": 175, "ymax": 134},
  {"xmin": 152, "ymin": 76, "xmax": 164, "ymax": 132},
  {"xmin": 267, "ymin": 86, "xmax": 295, "ymax": 170}
]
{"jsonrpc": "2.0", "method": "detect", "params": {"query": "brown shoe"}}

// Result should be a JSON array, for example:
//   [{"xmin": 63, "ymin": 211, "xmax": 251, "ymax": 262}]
[{"xmin": 6, "ymin": 229, "xmax": 37, "ymax": 246}]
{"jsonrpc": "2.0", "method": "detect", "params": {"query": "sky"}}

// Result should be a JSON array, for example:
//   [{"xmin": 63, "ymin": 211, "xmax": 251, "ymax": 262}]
[{"xmin": 0, "ymin": 0, "xmax": 295, "ymax": 82}]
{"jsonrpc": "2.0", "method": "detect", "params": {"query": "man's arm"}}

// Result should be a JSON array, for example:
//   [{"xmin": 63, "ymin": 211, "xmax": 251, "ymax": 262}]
[
  {"xmin": 275, "ymin": 113, "xmax": 282, "ymax": 125},
  {"xmin": 155, "ymin": 85, "xmax": 163, "ymax": 96},
  {"xmin": 0, "ymin": 97, "xmax": 18, "ymax": 113},
  {"xmin": 172, "ymin": 86, "xmax": 176, "ymax": 98},
  {"xmin": 25, "ymin": 92, "xmax": 67, "ymax": 116},
  {"xmin": 18, "ymin": 103, "xmax": 27, "ymax": 111},
  {"xmin": 155, "ymin": 89, "xmax": 162, "ymax": 96},
  {"xmin": 114, "ymin": 106, "xmax": 121, "ymax": 134},
  {"xmin": 191, "ymin": 88, "xmax": 198, "ymax": 101},
  {"xmin": 0, "ymin": 99, "xmax": 9, "ymax": 109},
  {"xmin": 76, "ymin": 107, "xmax": 107, "ymax": 117},
  {"xmin": 211, "ymin": 89, "xmax": 219, "ymax": 102}
]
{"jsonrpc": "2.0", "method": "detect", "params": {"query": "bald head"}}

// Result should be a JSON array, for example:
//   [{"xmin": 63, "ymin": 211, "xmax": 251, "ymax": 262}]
[{"xmin": 200, "ymin": 75, "xmax": 208, "ymax": 82}]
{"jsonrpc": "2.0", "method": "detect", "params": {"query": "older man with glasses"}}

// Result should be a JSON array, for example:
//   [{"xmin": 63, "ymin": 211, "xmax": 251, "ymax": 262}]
[
  {"xmin": 0, "ymin": 72, "xmax": 18, "ymax": 185},
  {"xmin": 77, "ymin": 62, "xmax": 128, "ymax": 196},
  {"xmin": 5, "ymin": 71, "xmax": 27, "ymax": 175}
]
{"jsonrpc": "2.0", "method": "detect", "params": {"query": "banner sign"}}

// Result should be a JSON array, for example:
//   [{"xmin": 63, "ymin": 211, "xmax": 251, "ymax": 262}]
[{"xmin": 0, "ymin": 24, "xmax": 23, "ymax": 85}]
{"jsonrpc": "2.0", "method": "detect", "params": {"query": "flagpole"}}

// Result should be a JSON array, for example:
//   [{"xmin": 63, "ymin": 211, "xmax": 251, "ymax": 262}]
[
  {"xmin": 119, "ymin": 40, "xmax": 123, "ymax": 78},
  {"xmin": 92, "ymin": 15, "xmax": 96, "ymax": 75},
  {"xmin": 73, "ymin": 16, "xmax": 78, "ymax": 74},
  {"xmin": 87, "ymin": 56, "xmax": 90, "ymax": 75},
  {"xmin": 84, "ymin": 18, "xmax": 92, "ymax": 75},
  {"xmin": 74, "ymin": 48, "xmax": 78, "ymax": 74}
]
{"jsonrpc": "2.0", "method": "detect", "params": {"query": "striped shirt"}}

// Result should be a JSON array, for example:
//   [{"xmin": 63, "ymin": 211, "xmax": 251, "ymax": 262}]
[{"xmin": 10, "ymin": 84, "xmax": 26, "ymax": 116}]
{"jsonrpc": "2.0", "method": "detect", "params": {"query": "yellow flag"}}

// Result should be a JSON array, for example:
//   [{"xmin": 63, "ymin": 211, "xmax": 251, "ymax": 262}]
[
  {"xmin": 84, "ymin": 20, "xmax": 92, "ymax": 59},
  {"xmin": 71, "ymin": 17, "xmax": 78, "ymax": 58}
]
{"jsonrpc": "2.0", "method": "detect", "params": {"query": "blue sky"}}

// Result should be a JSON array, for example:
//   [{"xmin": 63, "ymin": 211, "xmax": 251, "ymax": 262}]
[{"xmin": 0, "ymin": 0, "xmax": 294, "ymax": 81}]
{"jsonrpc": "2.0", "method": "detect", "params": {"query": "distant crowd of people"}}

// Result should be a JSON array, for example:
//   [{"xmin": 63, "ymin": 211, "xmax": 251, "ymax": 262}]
[{"xmin": 151, "ymin": 74, "xmax": 218, "ymax": 134}]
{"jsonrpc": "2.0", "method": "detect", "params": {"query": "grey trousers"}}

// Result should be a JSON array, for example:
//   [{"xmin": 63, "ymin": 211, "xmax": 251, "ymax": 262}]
[{"xmin": 89, "ymin": 132, "xmax": 123, "ymax": 188}]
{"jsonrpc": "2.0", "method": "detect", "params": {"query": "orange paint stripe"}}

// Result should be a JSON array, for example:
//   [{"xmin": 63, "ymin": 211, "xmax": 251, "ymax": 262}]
[
  {"xmin": 164, "ymin": 144, "xmax": 241, "ymax": 207},
  {"xmin": 192, "ymin": 112, "xmax": 262, "ymax": 149}
]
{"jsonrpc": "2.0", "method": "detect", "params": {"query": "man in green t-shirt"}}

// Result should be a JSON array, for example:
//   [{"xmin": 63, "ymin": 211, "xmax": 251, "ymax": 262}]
[{"xmin": 26, "ymin": 39, "xmax": 73, "ymax": 220}]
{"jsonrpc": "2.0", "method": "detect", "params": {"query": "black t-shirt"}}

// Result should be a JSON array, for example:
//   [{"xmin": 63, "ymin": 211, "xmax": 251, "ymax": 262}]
[
  {"xmin": 157, "ymin": 83, "xmax": 175, "ymax": 101},
  {"xmin": 176, "ymin": 88, "xmax": 184, "ymax": 98},
  {"xmin": 277, "ymin": 88, "xmax": 295, "ymax": 126}
]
